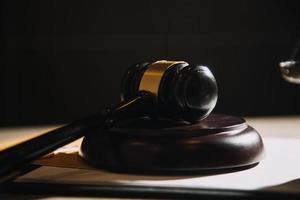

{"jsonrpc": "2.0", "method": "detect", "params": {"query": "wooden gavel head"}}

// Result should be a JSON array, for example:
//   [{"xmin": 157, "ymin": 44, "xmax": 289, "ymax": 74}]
[{"xmin": 120, "ymin": 60, "xmax": 218, "ymax": 122}]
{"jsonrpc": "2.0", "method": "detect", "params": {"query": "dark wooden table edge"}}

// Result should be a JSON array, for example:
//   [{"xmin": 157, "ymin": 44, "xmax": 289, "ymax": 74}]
[{"xmin": 1, "ymin": 179, "xmax": 300, "ymax": 200}]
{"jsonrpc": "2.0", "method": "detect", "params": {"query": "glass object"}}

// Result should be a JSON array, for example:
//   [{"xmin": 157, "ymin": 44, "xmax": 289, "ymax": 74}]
[
  {"xmin": 279, "ymin": 60, "xmax": 300, "ymax": 84},
  {"xmin": 279, "ymin": 37, "xmax": 300, "ymax": 84}
]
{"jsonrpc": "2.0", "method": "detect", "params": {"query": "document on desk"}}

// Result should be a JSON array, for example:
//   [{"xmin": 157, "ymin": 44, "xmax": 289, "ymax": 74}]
[{"xmin": 13, "ymin": 137, "xmax": 300, "ymax": 194}]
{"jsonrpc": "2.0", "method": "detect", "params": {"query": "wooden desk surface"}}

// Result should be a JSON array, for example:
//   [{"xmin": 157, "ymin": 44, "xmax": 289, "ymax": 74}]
[{"xmin": 1, "ymin": 115, "xmax": 300, "ymax": 199}]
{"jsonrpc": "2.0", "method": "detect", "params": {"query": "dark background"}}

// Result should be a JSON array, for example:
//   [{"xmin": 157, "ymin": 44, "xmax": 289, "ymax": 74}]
[{"xmin": 1, "ymin": 0, "xmax": 300, "ymax": 126}]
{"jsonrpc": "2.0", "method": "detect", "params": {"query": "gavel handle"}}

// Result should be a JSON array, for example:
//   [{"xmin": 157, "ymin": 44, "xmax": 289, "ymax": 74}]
[{"xmin": 0, "ymin": 93, "xmax": 154, "ymax": 183}]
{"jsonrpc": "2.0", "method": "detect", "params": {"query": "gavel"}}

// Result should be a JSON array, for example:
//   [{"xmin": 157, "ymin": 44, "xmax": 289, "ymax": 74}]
[{"xmin": 0, "ymin": 60, "xmax": 218, "ymax": 182}]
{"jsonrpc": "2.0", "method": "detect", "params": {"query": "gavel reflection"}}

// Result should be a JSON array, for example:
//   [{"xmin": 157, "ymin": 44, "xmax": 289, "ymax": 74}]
[{"xmin": 0, "ymin": 60, "xmax": 218, "ymax": 182}]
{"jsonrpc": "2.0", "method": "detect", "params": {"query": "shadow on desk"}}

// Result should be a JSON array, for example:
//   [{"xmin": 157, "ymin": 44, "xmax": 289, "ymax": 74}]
[{"xmin": 263, "ymin": 178, "xmax": 300, "ymax": 194}]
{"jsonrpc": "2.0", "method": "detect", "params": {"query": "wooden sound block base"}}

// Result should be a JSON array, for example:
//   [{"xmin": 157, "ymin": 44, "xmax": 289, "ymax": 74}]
[{"xmin": 79, "ymin": 114, "xmax": 265, "ymax": 173}]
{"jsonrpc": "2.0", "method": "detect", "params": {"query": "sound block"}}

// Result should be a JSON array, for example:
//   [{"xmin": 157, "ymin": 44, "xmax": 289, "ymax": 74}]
[{"xmin": 79, "ymin": 114, "xmax": 264, "ymax": 173}]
